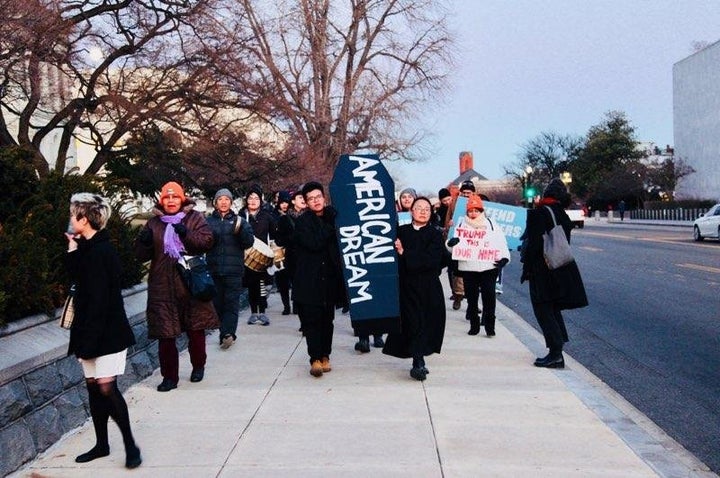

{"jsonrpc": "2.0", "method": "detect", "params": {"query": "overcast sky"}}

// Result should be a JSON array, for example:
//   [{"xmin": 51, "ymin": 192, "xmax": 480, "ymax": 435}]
[{"xmin": 391, "ymin": 0, "xmax": 720, "ymax": 195}]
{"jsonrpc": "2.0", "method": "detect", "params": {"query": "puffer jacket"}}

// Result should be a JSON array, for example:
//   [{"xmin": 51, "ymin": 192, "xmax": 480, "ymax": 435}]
[
  {"xmin": 206, "ymin": 209, "xmax": 255, "ymax": 276},
  {"xmin": 134, "ymin": 201, "xmax": 219, "ymax": 339}
]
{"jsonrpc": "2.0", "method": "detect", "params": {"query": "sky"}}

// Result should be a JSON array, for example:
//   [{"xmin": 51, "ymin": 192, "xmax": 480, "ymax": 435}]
[{"xmin": 391, "ymin": 0, "xmax": 720, "ymax": 195}]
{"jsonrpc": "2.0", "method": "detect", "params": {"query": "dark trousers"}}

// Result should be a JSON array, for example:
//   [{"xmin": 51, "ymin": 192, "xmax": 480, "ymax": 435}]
[
  {"xmin": 247, "ymin": 279, "xmax": 267, "ymax": 313},
  {"xmin": 532, "ymin": 301, "xmax": 569, "ymax": 353},
  {"xmin": 212, "ymin": 274, "xmax": 243, "ymax": 339},
  {"xmin": 463, "ymin": 269, "xmax": 499, "ymax": 332},
  {"xmin": 297, "ymin": 303, "xmax": 334, "ymax": 362},
  {"xmin": 158, "ymin": 329, "xmax": 206, "ymax": 383},
  {"xmin": 275, "ymin": 269, "xmax": 291, "ymax": 310}
]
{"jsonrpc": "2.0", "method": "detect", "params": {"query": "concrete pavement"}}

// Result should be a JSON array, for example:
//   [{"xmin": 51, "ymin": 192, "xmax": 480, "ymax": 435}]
[{"xmin": 11, "ymin": 281, "xmax": 716, "ymax": 477}]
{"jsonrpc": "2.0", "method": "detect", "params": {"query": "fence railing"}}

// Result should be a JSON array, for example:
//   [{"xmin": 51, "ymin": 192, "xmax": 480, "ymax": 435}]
[{"xmin": 628, "ymin": 208, "xmax": 709, "ymax": 222}]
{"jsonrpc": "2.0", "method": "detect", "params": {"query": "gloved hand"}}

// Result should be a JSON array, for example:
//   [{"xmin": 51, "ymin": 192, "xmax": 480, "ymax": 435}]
[
  {"xmin": 520, "ymin": 269, "xmax": 531, "ymax": 284},
  {"xmin": 172, "ymin": 223, "xmax": 188, "ymax": 238},
  {"xmin": 447, "ymin": 237, "xmax": 460, "ymax": 247},
  {"xmin": 233, "ymin": 217, "xmax": 244, "ymax": 235},
  {"xmin": 494, "ymin": 258, "xmax": 509, "ymax": 269},
  {"xmin": 138, "ymin": 227, "xmax": 153, "ymax": 246}
]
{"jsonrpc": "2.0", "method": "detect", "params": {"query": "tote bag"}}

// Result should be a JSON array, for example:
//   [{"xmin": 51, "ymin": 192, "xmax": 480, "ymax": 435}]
[
  {"xmin": 542, "ymin": 206, "xmax": 574, "ymax": 270},
  {"xmin": 59, "ymin": 284, "xmax": 76, "ymax": 329}
]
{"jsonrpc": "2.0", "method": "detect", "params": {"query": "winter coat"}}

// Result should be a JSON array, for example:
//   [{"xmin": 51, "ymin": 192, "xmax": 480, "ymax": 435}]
[
  {"xmin": 383, "ymin": 223, "xmax": 446, "ymax": 358},
  {"xmin": 67, "ymin": 229, "xmax": 136, "ymax": 360},
  {"xmin": 240, "ymin": 207, "xmax": 277, "ymax": 243},
  {"xmin": 275, "ymin": 211, "xmax": 299, "ymax": 275},
  {"xmin": 134, "ymin": 202, "xmax": 219, "ymax": 339},
  {"xmin": 521, "ymin": 202, "xmax": 588, "ymax": 310},
  {"xmin": 291, "ymin": 207, "xmax": 343, "ymax": 306},
  {"xmin": 206, "ymin": 209, "xmax": 255, "ymax": 277}
]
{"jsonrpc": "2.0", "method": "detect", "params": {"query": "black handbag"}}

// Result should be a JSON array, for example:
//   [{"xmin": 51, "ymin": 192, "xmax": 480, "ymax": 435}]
[{"xmin": 177, "ymin": 255, "xmax": 216, "ymax": 301}]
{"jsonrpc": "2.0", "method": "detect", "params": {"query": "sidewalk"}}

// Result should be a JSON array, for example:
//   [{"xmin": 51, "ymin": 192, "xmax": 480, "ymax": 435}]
[{"xmin": 12, "ymin": 284, "xmax": 715, "ymax": 477}]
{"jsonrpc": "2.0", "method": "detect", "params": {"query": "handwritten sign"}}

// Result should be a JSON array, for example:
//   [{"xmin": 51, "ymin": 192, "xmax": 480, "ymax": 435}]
[{"xmin": 451, "ymin": 223, "xmax": 508, "ymax": 264}]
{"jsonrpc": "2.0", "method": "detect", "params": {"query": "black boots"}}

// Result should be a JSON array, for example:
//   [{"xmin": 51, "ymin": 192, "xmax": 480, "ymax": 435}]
[
  {"xmin": 75, "ymin": 445, "xmax": 110, "ymax": 463},
  {"xmin": 534, "ymin": 352, "xmax": 565, "ymax": 368},
  {"xmin": 354, "ymin": 338, "xmax": 370, "ymax": 353}
]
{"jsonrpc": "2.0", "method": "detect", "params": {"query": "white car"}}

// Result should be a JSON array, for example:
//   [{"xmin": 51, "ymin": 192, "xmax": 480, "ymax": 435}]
[
  {"xmin": 566, "ymin": 205, "xmax": 585, "ymax": 228},
  {"xmin": 693, "ymin": 203, "xmax": 720, "ymax": 241}
]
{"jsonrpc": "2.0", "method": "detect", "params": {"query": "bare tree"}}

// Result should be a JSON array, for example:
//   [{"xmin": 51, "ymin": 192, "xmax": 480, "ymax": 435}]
[
  {"xmin": 220, "ymin": 0, "xmax": 453, "ymax": 183},
  {"xmin": 504, "ymin": 131, "xmax": 581, "ymax": 188},
  {"xmin": 0, "ymin": 0, "xmax": 250, "ymax": 177}
]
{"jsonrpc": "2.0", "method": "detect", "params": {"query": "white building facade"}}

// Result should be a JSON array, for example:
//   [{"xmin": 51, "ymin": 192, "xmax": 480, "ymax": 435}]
[{"xmin": 673, "ymin": 42, "xmax": 720, "ymax": 201}]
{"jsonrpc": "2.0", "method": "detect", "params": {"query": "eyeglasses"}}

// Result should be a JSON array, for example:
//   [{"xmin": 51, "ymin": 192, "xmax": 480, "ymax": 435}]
[
  {"xmin": 306, "ymin": 194, "xmax": 324, "ymax": 202},
  {"xmin": 412, "ymin": 207, "xmax": 432, "ymax": 213}
]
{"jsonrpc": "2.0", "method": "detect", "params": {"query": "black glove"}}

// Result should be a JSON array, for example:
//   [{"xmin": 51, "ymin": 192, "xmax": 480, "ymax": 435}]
[
  {"xmin": 520, "ymin": 269, "xmax": 530, "ymax": 284},
  {"xmin": 494, "ymin": 258, "xmax": 509, "ymax": 269},
  {"xmin": 172, "ymin": 223, "xmax": 188, "ymax": 237},
  {"xmin": 447, "ymin": 237, "xmax": 460, "ymax": 247},
  {"xmin": 138, "ymin": 227, "xmax": 153, "ymax": 246}
]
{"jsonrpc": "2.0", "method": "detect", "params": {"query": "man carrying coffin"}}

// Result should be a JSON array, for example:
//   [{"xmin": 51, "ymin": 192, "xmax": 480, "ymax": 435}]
[
  {"xmin": 292, "ymin": 181, "xmax": 344, "ymax": 377},
  {"xmin": 447, "ymin": 194, "xmax": 510, "ymax": 337}
]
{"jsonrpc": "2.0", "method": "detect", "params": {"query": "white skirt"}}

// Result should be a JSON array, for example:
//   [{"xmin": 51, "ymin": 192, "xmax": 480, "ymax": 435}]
[{"xmin": 79, "ymin": 350, "xmax": 127, "ymax": 379}]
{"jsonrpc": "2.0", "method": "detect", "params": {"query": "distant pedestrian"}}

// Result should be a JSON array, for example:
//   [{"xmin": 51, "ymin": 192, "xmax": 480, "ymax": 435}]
[
  {"xmin": 206, "ymin": 188, "xmax": 255, "ymax": 349},
  {"xmin": 520, "ymin": 178, "xmax": 588, "ymax": 369},
  {"xmin": 292, "ymin": 182, "xmax": 344, "ymax": 377},
  {"xmin": 619, "ymin": 200, "xmax": 626, "ymax": 221},
  {"xmin": 135, "ymin": 182, "xmax": 219, "ymax": 391},
  {"xmin": 66, "ymin": 193, "xmax": 141, "ymax": 468},
  {"xmin": 384, "ymin": 197, "xmax": 446, "ymax": 381}
]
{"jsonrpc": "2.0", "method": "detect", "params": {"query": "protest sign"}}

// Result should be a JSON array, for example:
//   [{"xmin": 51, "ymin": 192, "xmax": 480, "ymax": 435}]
[
  {"xmin": 451, "ymin": 223, "xmax": 509, "ymax": 264},
  {"xmin": 329, "ymin": 154, "xmax": 400, "ymax": 335},
  {"xmin": 483, "ymin": 201, "xmax": 527, "ymax": 250}
]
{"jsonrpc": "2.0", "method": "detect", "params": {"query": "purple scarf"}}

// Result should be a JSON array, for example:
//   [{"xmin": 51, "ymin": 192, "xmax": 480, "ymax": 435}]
[{"xmin": 159, "ymin": 212, "xmax": 187, "ymax": 259}]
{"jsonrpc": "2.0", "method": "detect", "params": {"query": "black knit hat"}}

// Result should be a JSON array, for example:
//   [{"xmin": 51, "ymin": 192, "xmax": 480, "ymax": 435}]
[
  {"xmin": 245, "ymin": 184, "xmax": 263, "ymax": 201},
  {"xmin": 542, "ymin": 178, "xmax": 567, "ymax": 200},
  {"xmin": 460, "ymin": 180, "xmax": 475, "ymax": 192},
  {"xmin": 438, "ymin": 188, "xmax": 451, "ymax": 200}
]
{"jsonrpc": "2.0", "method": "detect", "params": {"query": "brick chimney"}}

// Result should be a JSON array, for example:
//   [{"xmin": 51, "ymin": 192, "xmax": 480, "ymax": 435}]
[{"xmin": 459, "ymin": 151, "xmax": 473, "ymax": 174}]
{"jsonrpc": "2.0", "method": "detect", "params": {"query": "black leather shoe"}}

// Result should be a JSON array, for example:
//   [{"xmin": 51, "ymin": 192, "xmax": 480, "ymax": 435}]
[
  {"xmin": 468, "ymin": 326, "xmax": 480, "ymax": 335},
  {"xmin": 190, "ymin": 368, "xmax": 205, "ymax": 382},
  {"xmin": 410, "ymin": 367, "xmax": 427, "ymax": 381},
  {"xmin": 282, "ymin": 307, "xmax": 291, "ymax": 315},
  {"xmin": 354, "ymin": 339, "xmax": 370, "ymax": 353},
  {"xmin": 156, "ymin": 378, "xmax": 177, "ymax": 392},
  {"xmin": 486, "ymin": 329, "xmax": 496, "ymax": 337},
  {"xmin": 373, "ymin": 336, "xmax": 385, "ymax": 348},
  {"xmin": 125, "ymin": 445, "xmax": 142, "ymax": 469},
  {"xmin": 75, "ymin": 445, "xmax": 110, "ymax": 463},
  {"xmin": 534, "ymin": 356, "xmax": 564, "ymax": 369}
]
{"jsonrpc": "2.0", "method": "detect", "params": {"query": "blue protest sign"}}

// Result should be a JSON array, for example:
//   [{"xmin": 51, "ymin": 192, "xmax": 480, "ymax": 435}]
[
  {"xmin": 448, "ymin": 196, "xmax": 467, "ymax": 239},
  {"xmin": 483, "ymin": 201, "xmax": 527, "ymax": 250},
  {"xmin": 329, "ymin": 154, "xmax": 400, "ymax": 334}
]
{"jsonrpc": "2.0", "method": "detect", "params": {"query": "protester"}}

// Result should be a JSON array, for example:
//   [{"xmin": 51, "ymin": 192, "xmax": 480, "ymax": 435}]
[
  {"xmin": 206, "ymin": 188, "xmax": 255, "ymax": 349},
  {"xmin": 434, "ymin": 187, "xmax": 452, "ymax": 227},
  {"xmin": 66, "ymin": 193, "xmax": 141, "ymax": 468},
  {"xmin": 447, "ymin": 194, "xmax": 510, "ymax": 336},
  {"xmin": 449, "ymin": 180, "xmax": 477, "ymax": 310},
  {"xmin": 135, "ymin": 182, "xmax": 219, "ymax": 391},
  {"xmin": 292, "ymin": 181, "xmax": 344, "ymax": 377},
  {"xmin": 521, "ymin": 178, "xmax": 588, "ymax": 368},
  {"xmin": 396, "ymin": 187, "xmax": 418, "ymax": 212},
  {"xmin": 384, "ymin": 197, "xmax": 446, "ymax": 381},
  {"xmin": 273, "ymin": 190, "xmax": 293, "ymax": 315},
  {"xmin": 240, "ymin": 184, "xmax": 277, "ymax": 326}
]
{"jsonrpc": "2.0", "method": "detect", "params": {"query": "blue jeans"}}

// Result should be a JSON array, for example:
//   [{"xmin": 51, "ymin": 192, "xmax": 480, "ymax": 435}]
[{"xmin": 212, "ymin": 274, "xmax": 244, "ymax": 339}]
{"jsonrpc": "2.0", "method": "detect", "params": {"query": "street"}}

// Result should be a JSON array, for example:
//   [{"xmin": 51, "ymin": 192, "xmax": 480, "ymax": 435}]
[{"xmin": 499, "ymin": 221, "xmax": 720, "ymax": 473}]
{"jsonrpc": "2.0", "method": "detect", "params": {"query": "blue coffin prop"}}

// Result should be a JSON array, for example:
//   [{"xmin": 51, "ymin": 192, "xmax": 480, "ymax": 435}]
[{"xmin": 329, "ymin": 154, "xmax": 401, "ymax": 335}]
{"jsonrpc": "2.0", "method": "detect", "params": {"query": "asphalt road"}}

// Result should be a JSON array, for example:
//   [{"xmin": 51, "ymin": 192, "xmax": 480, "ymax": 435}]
[{"xmin": 499, "ymin": 220, "xmax": 720, "ymax": 474}]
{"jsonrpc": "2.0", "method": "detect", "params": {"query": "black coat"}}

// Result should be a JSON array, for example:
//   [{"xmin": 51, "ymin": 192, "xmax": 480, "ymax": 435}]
[
  {"xmin": 291, "ymin": 207, "xmax": 343, "ymax": 306},
  {"xmin": 383, "ymin": 223, "xmax": 446, "ymax": 358},
  {"xmin": 67, "ymin": 230, "xmax": 136, "ymax": 359},
  {"xmin": 522, "ymin": 202, "xmax": 588, "ymax": 310},
  {"xmin": 206, "ymin": 209, "xmax": 255, "ymax": 277}
]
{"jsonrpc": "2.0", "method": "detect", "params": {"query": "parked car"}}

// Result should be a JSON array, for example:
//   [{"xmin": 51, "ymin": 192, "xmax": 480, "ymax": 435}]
[
  {"xmin": 566, "ymin": 204, "xmax": 585, "ymax": 228},
  {"xmin": 693, "ymin": 203, "xmax": 720, "ymax": 241}
]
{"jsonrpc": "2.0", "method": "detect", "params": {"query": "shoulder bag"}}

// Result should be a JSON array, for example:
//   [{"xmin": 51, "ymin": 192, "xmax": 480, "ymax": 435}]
[
  {"xmin": 177, "ymin": 254, "xmax": 217, "ymax": 301},
  {"xmin": 59, "ymin": 284, "xmax": 76, "ymax": 329},
  {"xmin": 542, "ymin": 206, "xmax": 574, "ymax": 270}
]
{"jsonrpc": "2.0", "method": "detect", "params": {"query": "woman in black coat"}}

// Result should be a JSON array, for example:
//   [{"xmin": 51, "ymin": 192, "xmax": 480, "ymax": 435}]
[
  {"xmin": 383, "ymin": 197, "xmax": 447, "ymax": 381},
  {"xmin": 65, "ymin": 193, "xmax": 140, "ymax": 469},
  {"xmin": 521, "ymin": 178, "xmax": 588, "ymax": 368}
]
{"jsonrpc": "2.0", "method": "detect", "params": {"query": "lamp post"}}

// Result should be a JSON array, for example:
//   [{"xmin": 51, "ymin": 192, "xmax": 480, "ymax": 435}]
[{"xmin": 523, "ymin": 165, "xmax": 534, "ymax": 208}]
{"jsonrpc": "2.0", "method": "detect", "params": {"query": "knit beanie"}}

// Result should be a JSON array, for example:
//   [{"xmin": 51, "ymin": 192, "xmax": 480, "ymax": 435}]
[
  {"xmin": 214, "ymin": 188, "xmax": 233, "ymax": 202},
  {"xmin": 460, "ymin": 180, "xmax": 475, "ymax": 193},
  {"xmin": 278, "ymin": 190, "xmax": 291, "ymax": 203},
  {"xmin": 543, "ymin": 178, "xmax": 567, "ymax": 200},
  {"xmin": 399, "ymin": 187, "xmax": 418, "ymax": 199},
  {"xmin": 301, "ymin": 181, "xmax": 324, "ymax": 197},
  {"xmin": 438, "ymin": 188, "xmax": 451, "ymax": 200},
  {"xmin": 245, "ymin": 184, "xmax": 263, "ymax": 202},
  {"xmin": 160, "ymin": 181, "xmax": 185, "ymax": 202},
  {"xmin": 466, "ymin": 194, "xmax": 484, "ymax": 212}
]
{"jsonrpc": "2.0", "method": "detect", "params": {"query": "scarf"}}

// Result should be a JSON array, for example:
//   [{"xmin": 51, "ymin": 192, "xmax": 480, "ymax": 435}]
[
  {"xmin": 159, "ymin": 212, "xmax": 187, "ymax": 259},
  {"xmin": 539, "ymin": 197, "xmax": 559, "ymax": 207},
  {"xmin": 462, "ymin": 214, "xmax": 487, "ymax": 229}
]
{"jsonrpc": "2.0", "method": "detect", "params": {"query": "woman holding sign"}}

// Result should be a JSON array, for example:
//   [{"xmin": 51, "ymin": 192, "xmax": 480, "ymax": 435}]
[
  {"xmin": 384, "ymin": 197, "xmax": 446, "ymax": 381},
  {"xmin": 447, "ymin": 194, "xmax": 510, "ymax": 336}
]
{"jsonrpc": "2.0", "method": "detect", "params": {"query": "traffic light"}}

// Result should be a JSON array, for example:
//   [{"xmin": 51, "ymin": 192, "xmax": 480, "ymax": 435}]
[{"xmin": 524, "ymin": 186, "xmax": 535, "ymax": 199}]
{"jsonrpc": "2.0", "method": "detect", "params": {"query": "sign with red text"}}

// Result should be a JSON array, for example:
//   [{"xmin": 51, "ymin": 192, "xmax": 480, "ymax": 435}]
[{"xmin": 451, "ymin": 223, "xmax": 508, "ymax": 264}]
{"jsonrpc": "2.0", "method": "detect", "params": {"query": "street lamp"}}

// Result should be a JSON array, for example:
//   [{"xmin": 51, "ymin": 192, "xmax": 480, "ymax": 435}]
[{"xmin": 523, "ymin": 166, "xmax": 534, "ymax": 208}]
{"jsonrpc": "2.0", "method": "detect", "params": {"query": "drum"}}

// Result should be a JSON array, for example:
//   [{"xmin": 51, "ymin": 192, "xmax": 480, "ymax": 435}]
[
  {"xmin": 270, "ymin": 241, "xmax": 286, "ymax": 271},
  {"xmin": 244, "ymin": 237, "xmax": 275, "ymax": 272}
]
